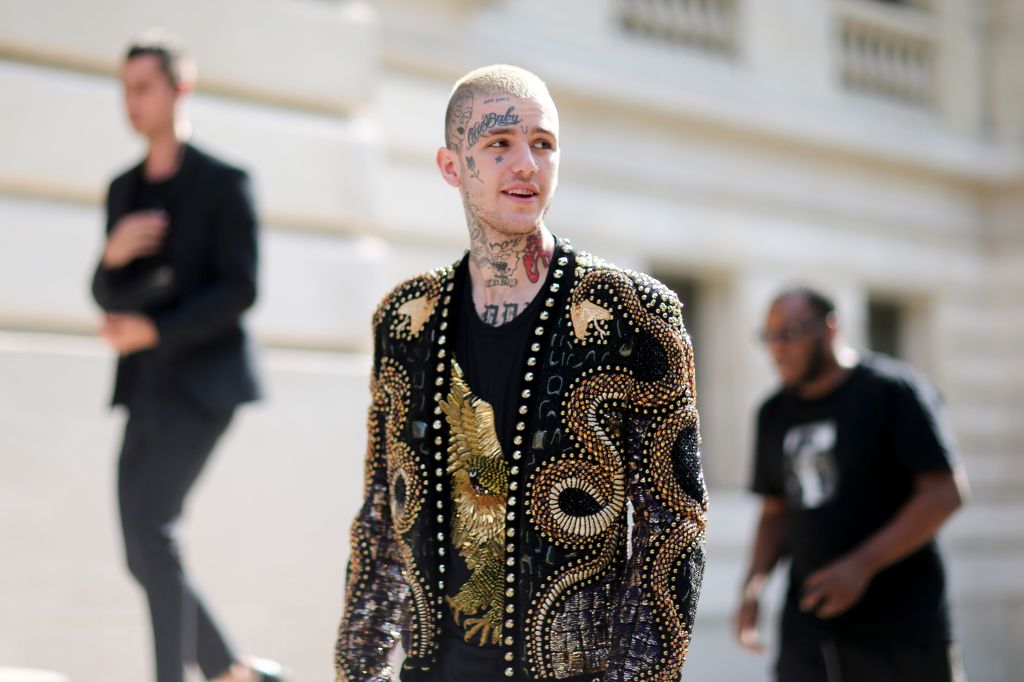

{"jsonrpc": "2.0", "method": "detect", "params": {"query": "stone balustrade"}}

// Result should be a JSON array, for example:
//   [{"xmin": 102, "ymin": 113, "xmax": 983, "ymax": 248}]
[
  {"xmin": 837, "ymin": 0, "xmax": 937, "ymax": 105},
  {"xmin": 619, "ymin": 0, "xmax": 737, "ymax": 55}
]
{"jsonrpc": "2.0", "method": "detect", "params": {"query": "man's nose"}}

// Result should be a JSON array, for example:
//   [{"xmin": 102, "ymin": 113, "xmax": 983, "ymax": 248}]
[{"xmin": 510, "ymin": 143, "xmax": 540, "ymax": 176}]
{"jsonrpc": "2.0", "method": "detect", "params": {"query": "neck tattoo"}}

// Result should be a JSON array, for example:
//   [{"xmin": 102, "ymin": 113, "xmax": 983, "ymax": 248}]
[{"xmin": 467, "ymin": 208, "xmax": 524, "ymax": 290}]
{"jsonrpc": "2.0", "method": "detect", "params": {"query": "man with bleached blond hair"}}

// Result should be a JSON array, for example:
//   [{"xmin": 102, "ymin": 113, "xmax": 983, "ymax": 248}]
[{"xmin": 335, "ymin": 65, "xmax": 708, "ymax": 682}]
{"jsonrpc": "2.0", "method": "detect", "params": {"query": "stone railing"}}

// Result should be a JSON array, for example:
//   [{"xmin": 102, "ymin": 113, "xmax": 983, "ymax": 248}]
[
  {"xmin": 619, "ymin": 0, "xmax": 737, "ymax": 55},
  {"xmin": 837, "ymin": 0, "xmax": 937, "ymax": 105}
]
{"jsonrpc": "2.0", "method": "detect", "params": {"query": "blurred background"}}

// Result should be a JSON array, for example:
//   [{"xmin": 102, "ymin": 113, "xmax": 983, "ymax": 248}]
[{"xmin": 1, "ymin": 0, "xmax": 1021, "ymax": 680}]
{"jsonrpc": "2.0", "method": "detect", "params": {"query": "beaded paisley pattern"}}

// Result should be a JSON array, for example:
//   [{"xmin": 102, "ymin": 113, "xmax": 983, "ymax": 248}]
[
  {"xmin": 336, "ymin": 244, "xmax": 707, "ymax": 682},
  {"xmin": 336, "ymin": 268, "xmax": 452, "ymax": 682},
  {"xmin": 611, "ymin": 271, "xmax": 706, "ymax": 682},
  {"xmin": 524, "ymin": 266, "xmax": 707, "ymax": 681},
  {"xmin": 379, "ymin": 357, "xmax": 438, "ymax": 661},
  {"xmin": 335, "ymin": 358, "xmax": 410, "ymax": 682},
  {"xmin": 381, "ymin": 358, "xmax": 425, "ymax": 535}
]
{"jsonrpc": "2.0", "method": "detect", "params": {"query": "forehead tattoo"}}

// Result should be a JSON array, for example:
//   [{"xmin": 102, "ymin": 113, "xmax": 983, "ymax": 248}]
[{"xmin": 466, "ymin": 107, "xmax": 522, "ymax": 148}]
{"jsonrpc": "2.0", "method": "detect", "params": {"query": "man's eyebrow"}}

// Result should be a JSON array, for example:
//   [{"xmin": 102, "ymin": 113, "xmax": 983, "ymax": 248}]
[
  {"xmin": 479, "ymin": 126, "xmax": 557, "ymax": 139},
  {"xmin": 479, "ymin": 127, "xmax": 518, "ymax": 139}
]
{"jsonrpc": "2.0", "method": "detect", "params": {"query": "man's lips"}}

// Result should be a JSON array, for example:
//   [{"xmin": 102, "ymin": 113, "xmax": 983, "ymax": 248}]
[{"xmin": 502, "ymin": 185, "xmax": 540, "ymax": 201}]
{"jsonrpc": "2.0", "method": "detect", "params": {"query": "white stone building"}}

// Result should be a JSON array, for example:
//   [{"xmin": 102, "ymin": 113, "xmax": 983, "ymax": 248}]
[{"xmin": 0, "ymin": 1, "xmax": 1021, "ymax": 680}]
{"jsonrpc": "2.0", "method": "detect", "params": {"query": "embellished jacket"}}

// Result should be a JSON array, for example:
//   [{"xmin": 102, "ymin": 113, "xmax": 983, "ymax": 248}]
[{"xmin": 336, "ymin": 240, "xmax": 708, "ymax": 682}]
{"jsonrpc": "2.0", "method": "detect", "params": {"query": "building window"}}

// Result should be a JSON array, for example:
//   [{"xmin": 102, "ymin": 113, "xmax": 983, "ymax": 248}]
[
  {"xmin": 867, "ymin": 298, "xmax": 903, "ymax": 359},
  {"xmin": 863, "ymin": 0, "xmax": 931, "ymax": 8},
  {"xmin": 619, "ymin": 0, "xmax": 738, "ymax": 56},
  {"xmin": 837, "ymin": 0, "xmax": 936, "ymax": 106}
]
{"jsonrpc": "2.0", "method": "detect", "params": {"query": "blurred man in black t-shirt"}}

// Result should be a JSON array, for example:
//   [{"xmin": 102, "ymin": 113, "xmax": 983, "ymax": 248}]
[{"xmin": 733, "ymin": 287, "xmax": 968, "ymax": 682}]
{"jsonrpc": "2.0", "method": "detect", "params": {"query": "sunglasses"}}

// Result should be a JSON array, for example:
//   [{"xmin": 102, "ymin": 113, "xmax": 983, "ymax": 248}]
[{"xmin": 758, "ymin": 319, "xmax": 824, "ymax": 345}]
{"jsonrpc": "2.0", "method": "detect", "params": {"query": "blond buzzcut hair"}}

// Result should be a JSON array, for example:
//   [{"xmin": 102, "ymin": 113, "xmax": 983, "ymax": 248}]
[{"xmin": 444, "ymin": 64, "xmax": 555, "ymax": 150}]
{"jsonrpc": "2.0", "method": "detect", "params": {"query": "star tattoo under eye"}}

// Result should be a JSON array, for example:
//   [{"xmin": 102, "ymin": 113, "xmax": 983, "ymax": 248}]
[{"xmin": 495, "ymin": 156, "xmax": 504, "ymax": 164}]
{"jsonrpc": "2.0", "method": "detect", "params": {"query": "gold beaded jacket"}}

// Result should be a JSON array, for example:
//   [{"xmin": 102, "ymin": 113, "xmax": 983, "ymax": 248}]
[{"xmin": 336, "ymin": 240, "xmax": 708, "ymax": 682}]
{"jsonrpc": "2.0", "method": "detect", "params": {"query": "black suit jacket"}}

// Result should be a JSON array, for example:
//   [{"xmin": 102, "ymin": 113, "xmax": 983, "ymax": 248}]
[{"xmin": 92, "ymin": 143, "xmax": 262, "ymax": 412}]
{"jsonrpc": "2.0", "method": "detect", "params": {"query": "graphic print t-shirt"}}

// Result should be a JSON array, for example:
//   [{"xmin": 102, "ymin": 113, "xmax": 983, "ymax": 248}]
[{"xmin": 751, "ymin": 355, "xmax": 957, "ymax": 646}]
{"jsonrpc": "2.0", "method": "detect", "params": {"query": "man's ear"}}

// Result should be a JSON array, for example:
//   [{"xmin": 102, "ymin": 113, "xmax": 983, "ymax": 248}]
[
  {"xmin": 174, "ymin": 83, "xmax": 194, "ymax": 104},
  {"xmin": 823, "ymin": 312, "xmax": 839, "ymax": 342},
  {"xmin": 436, "ymin": 147, "xmax": 462, "ymax": 188}
]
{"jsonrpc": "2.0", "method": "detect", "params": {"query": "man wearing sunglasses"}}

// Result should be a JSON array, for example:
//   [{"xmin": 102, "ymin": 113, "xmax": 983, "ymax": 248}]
[{"xmin": 733, "ymin": 287, "xmax": 968, "ymax": 681}]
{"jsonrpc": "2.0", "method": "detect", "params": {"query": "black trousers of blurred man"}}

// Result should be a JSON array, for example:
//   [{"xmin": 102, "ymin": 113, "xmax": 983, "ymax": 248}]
[{"xmin": 92, "ymin": 143, "xmax": 261, "ymax": 681}]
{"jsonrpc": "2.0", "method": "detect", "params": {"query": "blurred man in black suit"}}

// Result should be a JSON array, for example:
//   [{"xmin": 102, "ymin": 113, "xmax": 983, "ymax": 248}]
[{"xmin": 92, "ymin": 32, "xmax": 281, "ymax": 682}]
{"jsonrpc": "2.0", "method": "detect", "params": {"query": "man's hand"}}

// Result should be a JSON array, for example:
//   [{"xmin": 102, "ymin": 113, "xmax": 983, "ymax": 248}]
[
  {"xmin": 799, "ymin": 553, "xmax": 872, "ymax": 619},
  {"xmin": 733, "ymin": 595, "xmax": 765, "ymax": 653},
  {"xmin": 100, "ymin": 313, "xmax": 160, "ymax": 355},
  {"xmin": 101, "ymin": 210, "xmax": 168, "ymax": 268},
  {"xmin": 734, "ymin": 498, "xmax": 785, "ymax": 653}
]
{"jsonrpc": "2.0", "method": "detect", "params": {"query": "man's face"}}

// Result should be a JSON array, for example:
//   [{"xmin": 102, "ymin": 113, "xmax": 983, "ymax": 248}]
[
  {"xmin": 762, "ymin": 297, "xmax": 830, "ymax": 388},
  {"xmin": 121, "ymin": 55, "xmax": 178, "ymax": 137},
  {"xmin": 444, "ymin": 92, "xmax": 560, "ymax": 237}
]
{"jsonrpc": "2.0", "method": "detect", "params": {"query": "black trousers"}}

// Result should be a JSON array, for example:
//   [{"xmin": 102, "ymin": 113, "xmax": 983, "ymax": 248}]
[
  {"xmin": 777, "ymin": 608, "xmax": 966, "ymax": 682},
  {"xmin": 118, "ymin": 392, "xmax": 237, "ymax": 682}
]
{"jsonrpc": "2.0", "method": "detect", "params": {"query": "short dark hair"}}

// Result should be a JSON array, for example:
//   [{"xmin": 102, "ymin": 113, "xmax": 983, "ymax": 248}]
[
  {"xmin": 125, "ymin": 30, "xmax": 195, "ymax": 88},
  {"xmin": 772, "ymin": 286, "xmax": 836, "ymax": 321}
]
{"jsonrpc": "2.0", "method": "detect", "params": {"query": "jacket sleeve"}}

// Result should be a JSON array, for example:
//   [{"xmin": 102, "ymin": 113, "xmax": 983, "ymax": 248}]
[
  {"xmin": 91, "ymin": 181, "xmax": 125, "ymax": 311},
  {"xmin": 607, "ymin": 299, "xmax": 709, "ymax": 682},
  {"xmin": 150, "ymin": 168, "xmax": 258, "ymax": 357},
  {"xmin": 335, "ymin": 327, "xmax": 409, "ymax": 682}
]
